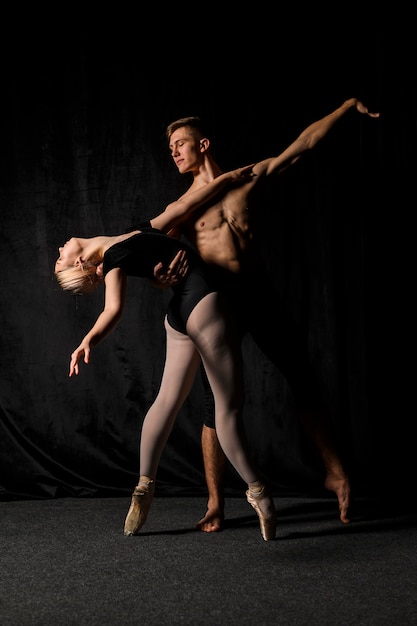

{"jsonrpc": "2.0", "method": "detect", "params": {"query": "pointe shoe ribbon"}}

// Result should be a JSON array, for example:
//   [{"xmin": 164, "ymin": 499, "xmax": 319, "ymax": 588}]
[
  {"xmin": 124, "ymin": 479, "xmax": 155, "ymax": 536},
  {"xmin": 246, "ymin": 486, "xmax": 277, "ymax": 541}
]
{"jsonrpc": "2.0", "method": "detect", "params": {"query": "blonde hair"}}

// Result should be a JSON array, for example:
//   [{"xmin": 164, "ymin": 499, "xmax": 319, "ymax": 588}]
[{"xmin": 55, "ymin": 262, "xmax": 101, "ymax": 295}]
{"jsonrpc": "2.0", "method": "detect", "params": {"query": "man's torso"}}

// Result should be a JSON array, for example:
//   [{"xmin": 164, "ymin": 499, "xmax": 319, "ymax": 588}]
[{"xmin": 181, "ymin": 184, "xmax": 262, "ymax": 274}]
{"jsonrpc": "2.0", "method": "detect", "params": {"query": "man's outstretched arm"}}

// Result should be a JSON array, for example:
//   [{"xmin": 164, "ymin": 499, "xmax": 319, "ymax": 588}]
[{"xmin": 256, "ymin": 98, "xmax": 380, "ymax": 179}]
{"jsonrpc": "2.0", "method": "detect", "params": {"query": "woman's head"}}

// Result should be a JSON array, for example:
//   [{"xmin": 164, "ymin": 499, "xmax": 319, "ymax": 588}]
[{"xmin": 54, "ymin": 237, "xmax": 102, "ymax": 295}]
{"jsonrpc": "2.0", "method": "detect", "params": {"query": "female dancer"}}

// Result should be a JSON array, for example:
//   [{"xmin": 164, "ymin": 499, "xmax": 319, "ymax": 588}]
[{"xmin": 54, "ymin": 164, "xmax": 277, "ymax": 541}]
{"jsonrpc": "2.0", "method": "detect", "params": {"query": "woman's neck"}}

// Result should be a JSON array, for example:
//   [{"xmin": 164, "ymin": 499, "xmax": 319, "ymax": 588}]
[{"xmin": 84, "ymin": 231, "xmax": 141, "ymax": 262}]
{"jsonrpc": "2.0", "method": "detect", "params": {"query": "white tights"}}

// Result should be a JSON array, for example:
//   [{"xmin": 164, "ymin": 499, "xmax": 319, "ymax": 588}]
[{"xmin": 138, "ymin": 292, "xmax": 259, "ymax": 485}]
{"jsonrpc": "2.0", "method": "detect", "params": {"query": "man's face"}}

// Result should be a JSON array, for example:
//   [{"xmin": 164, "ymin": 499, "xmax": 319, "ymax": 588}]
[{"xmin": 168, "ymin": 126, "xmax": 204, "ymax": 175}]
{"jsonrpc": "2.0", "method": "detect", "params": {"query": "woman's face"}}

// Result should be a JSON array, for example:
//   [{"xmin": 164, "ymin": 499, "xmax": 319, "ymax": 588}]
[{"xmin": 55, "ymin": 238, "xmax": 83, "ymax": 273}]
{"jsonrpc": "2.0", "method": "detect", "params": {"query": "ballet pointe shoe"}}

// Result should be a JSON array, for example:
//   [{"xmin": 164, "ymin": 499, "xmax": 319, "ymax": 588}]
[
  {"xmin": 246, "ymin": 485, "xmax": 277, "ymax": 541},
  {"xmin": 124, "ymin": 477, "xmax": 155, "ymax": 536}
]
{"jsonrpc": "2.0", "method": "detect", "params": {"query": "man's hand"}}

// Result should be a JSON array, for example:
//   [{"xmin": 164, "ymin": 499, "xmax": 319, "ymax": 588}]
[
  {"xmin": 355, "ymin": 99, "xmax": 380, "ymax": 118},
  {"xmin": 229, "ymin": 164, "xmax": 257, "ymax": 184},
  {"xmin": 151, "ymin": 249, "xmax": 189, "ymax": 289}
]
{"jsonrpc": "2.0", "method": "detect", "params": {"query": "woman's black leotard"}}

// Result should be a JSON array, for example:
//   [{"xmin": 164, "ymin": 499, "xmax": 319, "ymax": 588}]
[{"xmin": 102, "ymin": 224, "xmax": 217, "ymax": 334}]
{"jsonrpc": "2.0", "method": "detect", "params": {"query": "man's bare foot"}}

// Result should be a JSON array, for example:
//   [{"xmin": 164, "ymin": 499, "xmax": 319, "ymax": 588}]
[
  {"xmin": 196, "ymin": 507, "xmax": 224, "ymax": 533},
  {"xmin": 324, "ymin": 475, "xmax": 351, "ymax": 524}
]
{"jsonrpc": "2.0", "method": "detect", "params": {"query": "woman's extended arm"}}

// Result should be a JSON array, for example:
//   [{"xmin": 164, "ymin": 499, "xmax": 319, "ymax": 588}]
[{"xmin": 68, "ymin": 268, "xmax": 127, "ymax": 376}]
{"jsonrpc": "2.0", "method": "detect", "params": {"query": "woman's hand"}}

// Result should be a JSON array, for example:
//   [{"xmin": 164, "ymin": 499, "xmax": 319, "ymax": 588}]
[{"xmin": 69, "ymin": 342, "xmax": 91, "ymax": 376}]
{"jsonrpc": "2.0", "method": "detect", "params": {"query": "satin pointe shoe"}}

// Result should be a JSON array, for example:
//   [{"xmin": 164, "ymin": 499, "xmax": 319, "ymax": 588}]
[
  {"xmin": 246, "ymin": 485, "xmax": 277, "ymax": 541},
  {"xmin": 124, "ymin": 478, "xmax": 155, "ymax": 536}
]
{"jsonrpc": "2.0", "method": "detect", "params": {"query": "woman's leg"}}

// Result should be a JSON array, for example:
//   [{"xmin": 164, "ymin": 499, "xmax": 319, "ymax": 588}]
[
  {"xmin": 139, "ymin": 317, "xmax": 201, "ymax": 478},
  {"xmin": 186, "ymin": 292, "xmax": 276, "ymax": 540},
  {"xmin": 186, "ymin": 292, "xmax": 256, "ymax": 482},
  {"xmin": 124, "ymin": 316, "xmax": 201, "ymax": 536}
]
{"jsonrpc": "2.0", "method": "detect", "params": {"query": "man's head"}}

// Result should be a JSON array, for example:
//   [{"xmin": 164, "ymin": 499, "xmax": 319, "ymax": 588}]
[
  {"xmin": 166, "ymin": 116, "xmax": 210, "ymax": 142},
  {"xmin": 166, "ymin": 116, "xmax": 211, "ymax": 175}
]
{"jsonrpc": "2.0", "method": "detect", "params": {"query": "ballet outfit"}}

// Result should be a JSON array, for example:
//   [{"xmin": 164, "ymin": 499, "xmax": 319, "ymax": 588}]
[{"xmin": 103, "ymin": 222, "xmax": 217, "ymax": 334}]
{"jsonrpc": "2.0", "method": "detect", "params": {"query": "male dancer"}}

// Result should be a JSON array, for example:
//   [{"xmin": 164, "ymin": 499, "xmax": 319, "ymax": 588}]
[{"xmin": 155, "ymin": 98, "xmax": 379, "ymax": 531}]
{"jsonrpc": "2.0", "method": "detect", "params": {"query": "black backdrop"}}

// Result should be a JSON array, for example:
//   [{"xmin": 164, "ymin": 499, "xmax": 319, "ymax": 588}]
[{"xmin": 0, "ymin": 16, "xmax": 414, "ymax": 502}]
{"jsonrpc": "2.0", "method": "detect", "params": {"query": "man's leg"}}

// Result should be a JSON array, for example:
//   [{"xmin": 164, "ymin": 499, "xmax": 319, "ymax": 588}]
[
  {"xmin": 298, "ymin": 410, "xmax": 350, "ymax": 523},
  {"xmin": 196, "ymin": 366, "xmax": 226, "ymax": 532},
  {"xmin": 246, "ymin": 273, "xmax": 351, "ymax": 523},
  {"xmin": 196, "ymin": 424, "xmax": 227, "ymax": 532}
]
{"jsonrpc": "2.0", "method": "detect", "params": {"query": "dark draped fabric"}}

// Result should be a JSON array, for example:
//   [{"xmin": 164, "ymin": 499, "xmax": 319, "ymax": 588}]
[{"xmin": 0, "ymin": 22, "xmax": 414, "ymax": 501}]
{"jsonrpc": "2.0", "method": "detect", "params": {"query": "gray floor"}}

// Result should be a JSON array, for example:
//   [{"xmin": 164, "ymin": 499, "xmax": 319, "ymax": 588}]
[{"xmin": 1, "ymin": 495, "xmax": 416, "ymax": 625}]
